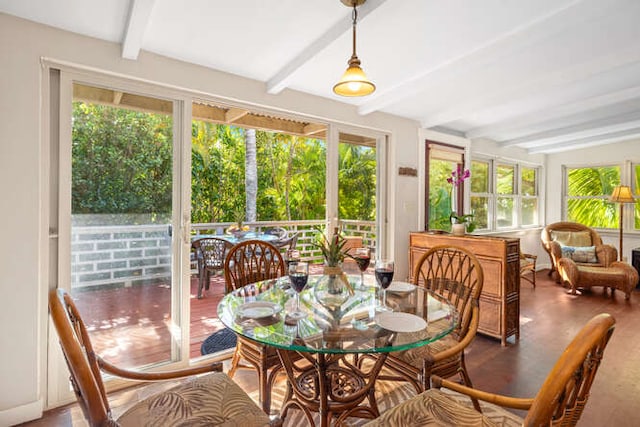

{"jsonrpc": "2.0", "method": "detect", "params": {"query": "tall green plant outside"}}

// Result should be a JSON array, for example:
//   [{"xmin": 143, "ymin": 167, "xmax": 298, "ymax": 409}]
[
  {"xmin": 72, "ymin": 108, "xmax": 378, "ymax": 225},
  {"xmin": 566, "ymin": 166, "xmax": 619, "ymax": 228},
  {"xmin": 72, "ymin": 102, "xmax": 173, "ymax": 224}
]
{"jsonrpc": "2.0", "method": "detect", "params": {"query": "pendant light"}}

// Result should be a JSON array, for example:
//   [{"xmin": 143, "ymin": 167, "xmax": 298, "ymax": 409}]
[{"xmin": 333, "ymin": 0, "xmax": 376, "ymax": 97}]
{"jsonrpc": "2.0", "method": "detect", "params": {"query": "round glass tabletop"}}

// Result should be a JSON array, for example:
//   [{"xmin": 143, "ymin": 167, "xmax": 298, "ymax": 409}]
[{"xmin": 217, "ymin": 275, "xmax": 456, "ymax": 355}]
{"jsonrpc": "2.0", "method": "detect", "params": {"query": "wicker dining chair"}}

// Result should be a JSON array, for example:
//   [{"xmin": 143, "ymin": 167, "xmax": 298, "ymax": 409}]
[
  {"xmin": 365, "ymin": 313, "xmax": 616, "ymax": 427},
  {"xmin": 192, "ymin": 237, "xmax": 231, "ymax": 299},
  {"xmin": 224, "ymin": 240, "xmax": 286, "ymax": 414},
  {"xmin": 379, "ymin": 245, "xmax": 484, "ymax": 405},
  {"xmin": 49, "ymin": 288, "xmax": 280, "ymax": 427}
]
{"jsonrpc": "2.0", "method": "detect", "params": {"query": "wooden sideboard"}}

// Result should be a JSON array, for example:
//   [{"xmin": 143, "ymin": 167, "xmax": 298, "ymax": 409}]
[{"xmin": 409, "ymin": 232, "xmax": 520, "ymax": 346}]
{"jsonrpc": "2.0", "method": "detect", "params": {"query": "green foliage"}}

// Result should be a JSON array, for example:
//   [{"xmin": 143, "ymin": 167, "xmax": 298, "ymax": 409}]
[
  {"xmin": 72, "ymin": 104, "xmax": 377, "ymax": 225},
  {"xmin": 312, "ymin": 227, "xmax": 347, "ymax": 266},
  {"xmin": 567, "ymin": 166, "xmax": 619, "ymax": 228},
  {"xmin": 338, "ymin": 143, "xmax": 377, "ymax": 220},
  {"xmin": 71, "ymin": 102, "xmax": 172, "ymax": 223},
  {"xmin": 428, "ymin": 159, "xmax": 456, "ymax": 231}
]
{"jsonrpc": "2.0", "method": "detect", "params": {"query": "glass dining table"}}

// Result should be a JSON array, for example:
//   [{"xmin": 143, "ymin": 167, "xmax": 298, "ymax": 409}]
[{"xmin": 217, "ymin": 274, "xmax": 457, "ymax": 427}]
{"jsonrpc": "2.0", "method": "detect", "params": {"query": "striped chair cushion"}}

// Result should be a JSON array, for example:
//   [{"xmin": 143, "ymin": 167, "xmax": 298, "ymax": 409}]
[
  {"xmin": 364, "ymin": 388, "xmax": 512, "ymax": 426},
  {"xmin": 117, "ymin": 372, "xmax": 272, "ymax": 427},
  {"xmin": 394, "ymin": 334, "xmax": 460, "ymax": 368}
]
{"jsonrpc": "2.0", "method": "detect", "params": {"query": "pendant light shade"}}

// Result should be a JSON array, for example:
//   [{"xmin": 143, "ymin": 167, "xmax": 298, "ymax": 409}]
[
  {"xmin": 333, "ymin": 56, "xmax": 376, "ymax": 96},
  {"xmin": 333, "ymin": 0, "xmax": 375, "ymax": 97}
]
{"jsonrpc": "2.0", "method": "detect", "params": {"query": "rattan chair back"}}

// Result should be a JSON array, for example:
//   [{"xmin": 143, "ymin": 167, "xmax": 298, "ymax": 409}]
[
  {"xmin": 49, "ymin": 289, "xmax": 112, "ymax": 426},
  {"xmin": 224, "ymin": 239, "xmax": 285, "ymax": 293},
  {"xmin": 412, "ymin": 245, "xmax": 484, "ymax": 339},
  {"xmin": 526, "ymin": 313, "xmax": 615, "ymax": 426}
]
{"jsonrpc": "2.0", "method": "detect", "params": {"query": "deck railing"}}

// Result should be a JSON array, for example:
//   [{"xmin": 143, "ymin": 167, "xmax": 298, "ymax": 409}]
[{"xmin": 72, "ymin": 219, "xmax": 376, "ymax": 289}]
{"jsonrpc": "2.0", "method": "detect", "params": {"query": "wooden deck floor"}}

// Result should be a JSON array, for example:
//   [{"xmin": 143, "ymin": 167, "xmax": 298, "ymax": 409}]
[{"xmin": 23, "ymin": 268, "xmax": 640, "ymax": 426}]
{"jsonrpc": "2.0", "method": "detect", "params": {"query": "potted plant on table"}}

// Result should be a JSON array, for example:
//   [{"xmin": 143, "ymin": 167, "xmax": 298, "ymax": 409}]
[
  {"xmin": 450, "ymin": 212, "xmax": 477, "ymax": 236},
  {"xmin": 312, "ymin": 227, "xmax": 355, "ymax": 313},
  {"xmin": 447, "ymin": 166, "xmax": 475, "ymax": 235}
]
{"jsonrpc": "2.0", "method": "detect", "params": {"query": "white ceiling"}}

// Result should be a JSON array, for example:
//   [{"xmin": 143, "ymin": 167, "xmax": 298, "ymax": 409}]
[{"xmin": 3, "ymin": 0, "xmax": 640, "ymax": 154}]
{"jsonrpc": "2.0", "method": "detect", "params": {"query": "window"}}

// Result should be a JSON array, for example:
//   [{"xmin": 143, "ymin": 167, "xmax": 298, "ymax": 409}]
[
  {"xmin": 521, "ymin": 167, "xmax": 539, "ymax": 226},
  {"xmin": 470, "ymin": 160, "xmax": 490, "ymax": 230},
  {"xmin": 496, "ymin": 163, "xmax": 516, "ymax": 228},
  {"xmin": 634, "ymin": 163, "xmax": 640, "ymax": 230},
  {"xmin": 564, "ymin": 165, "xmax": 620, "ymax": 228},
  {"xmin": 426, "ymin": 142, "xmax": 465, "ymax": 232},
  {"xmin": 470, "ymin": 158, "xmax": 541, "ymax": 231}
]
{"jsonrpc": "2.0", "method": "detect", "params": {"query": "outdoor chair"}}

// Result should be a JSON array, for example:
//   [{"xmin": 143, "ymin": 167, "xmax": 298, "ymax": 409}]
[
  {"xmin": 224, "ymin": 240, "xmax": 286, "ymax": 414},
  {"xmin": 49, "ymin": 288, "xmax": 280, "ymax": 427},
  {"xmin": 364, "ymin": 313, "xmax": 616, "ymax": 427},
  {"xmin": 520, "ymin": 252, "xmax": 537, "ymax": 287},
  {"xmin": 374, "ymin": 245, "xmax": 484, "ymax": 407},
  {"xmin": 192, "ymin": 237, "xmax": 231, "ymax": 299},
  {"xmin": 272, "ymin": 231, "xmax": 299, "ymax": 251},
  {"xmin": 264, "ymin": 226, "xmax": 288, "ymax": 239}
]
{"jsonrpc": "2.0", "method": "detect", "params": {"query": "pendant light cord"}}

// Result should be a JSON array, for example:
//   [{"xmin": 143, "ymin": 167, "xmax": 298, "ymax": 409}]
[{"xmin": 351, "ymin": 3, "xmax": 358, "ymax": 58}]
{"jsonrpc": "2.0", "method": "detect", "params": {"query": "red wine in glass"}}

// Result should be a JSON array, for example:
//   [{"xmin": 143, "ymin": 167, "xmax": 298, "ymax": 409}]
[
  {"xmin": 289, "ymin": 272, "xmax": 308, "ymax": 293},
  {"xmin": 375, "ymin": 269, "xmax": 394, "ymax": 288},
  {"xmin": 375, "ymin": 259, "xmax": 394, "ymax": 311},
  {"xmin": 353, "ymin": 247, "xmax": 371, "ymax": 290},
  {"xmin": 288, "ymin": 261, "xmax": 308, "ymax": 320}
]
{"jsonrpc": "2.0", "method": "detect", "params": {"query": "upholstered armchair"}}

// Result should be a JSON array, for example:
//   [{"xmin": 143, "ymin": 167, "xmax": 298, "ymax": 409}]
[{"xmin": 541, "ymin": 222, "xmax": 617, "ymax": 282}]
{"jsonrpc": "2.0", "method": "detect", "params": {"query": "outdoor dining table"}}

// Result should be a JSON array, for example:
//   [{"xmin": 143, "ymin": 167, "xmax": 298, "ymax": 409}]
[
  {"xmin": 191, "ymin": 231, "xmax": 279, "ymax": 246},
  {"xmin": 217, "ymin": 274, "xmax": 457, "ymax": 427}
]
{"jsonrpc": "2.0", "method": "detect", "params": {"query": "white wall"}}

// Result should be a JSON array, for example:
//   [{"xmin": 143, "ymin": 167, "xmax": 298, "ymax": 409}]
[
  {"xmin": 546, "ymin": 138, "xmax": 640, "ymax": 263},
  {"xmin": 0, "ymin": 12, "xmax": 420, "ymax": 424}
]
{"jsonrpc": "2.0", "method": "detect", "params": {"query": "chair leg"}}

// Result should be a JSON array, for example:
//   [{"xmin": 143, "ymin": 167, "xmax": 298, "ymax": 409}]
[
  {"xmin": 532, "ymin": 269, "xmax": 536, "ymax": 288},
  {"xmin": 459, "ymin": 356, "xmax": 481, "ymax": 412},
  {"xmin": 258, "ymin": 365, "xmax": 270, "ymax": 414},
  {"xmin": 197, "ymin": 272, "xmax": 205, "ymax": 299},
  {"xmin": 228, "ymin": 344, "xmax": 242, "ymax": 378}
]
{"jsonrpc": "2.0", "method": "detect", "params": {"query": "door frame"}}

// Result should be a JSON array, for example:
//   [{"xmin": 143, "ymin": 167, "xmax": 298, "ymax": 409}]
[{"xmin": 43, "ymin": 62, "xmax": 192, "ymax": 407}]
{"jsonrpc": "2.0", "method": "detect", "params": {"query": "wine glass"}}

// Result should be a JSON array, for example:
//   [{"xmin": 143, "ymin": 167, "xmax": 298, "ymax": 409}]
[
  {"xmin": 285, "ymin": 249, "xmax": 301, "ymax": 267},
  {"xmin": 352, "ymin": 247, "xmax": 371, "ymax": 290},
  {"xmin": 287, "ymin": 261, "xmax": 309, "ymax": 321},
  {"xmin": 375, "ymin": 259, "xmax": 394, "ymax": 312}
]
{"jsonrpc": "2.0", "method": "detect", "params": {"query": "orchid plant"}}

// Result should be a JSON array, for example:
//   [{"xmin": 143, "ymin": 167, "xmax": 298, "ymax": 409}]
[{"xmin": 447, "ymin": 166, "xmax": 476, "ymax": 232}]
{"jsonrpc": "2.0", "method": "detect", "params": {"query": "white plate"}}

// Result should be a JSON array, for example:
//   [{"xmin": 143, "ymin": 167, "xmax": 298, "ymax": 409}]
[
  {"xmin": 237, "ymin": 301, "xmax": 282, "ymax": 319},
  {"xmin": 375, "ymin": 312, "xmax": 427, "ymax": 333},
  {"xmin": 387, "ymin": 281, "xmax": 416, "ymax": 293}
]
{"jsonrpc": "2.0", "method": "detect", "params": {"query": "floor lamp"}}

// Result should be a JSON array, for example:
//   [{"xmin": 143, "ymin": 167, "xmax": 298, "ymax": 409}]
[{"xmin": 610, "ymin": 185, "xmax": 635, "ymax": 261}]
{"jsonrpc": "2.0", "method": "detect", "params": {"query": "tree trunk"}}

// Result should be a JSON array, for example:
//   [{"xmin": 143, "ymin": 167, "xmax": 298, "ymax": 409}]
[
  {"xmin": 285, "ymin": 137, "xmax": 295, "ymax": 220},
  {"xmin": 245, "ymin": 129, "xmax": 257, "ymax": 222}
]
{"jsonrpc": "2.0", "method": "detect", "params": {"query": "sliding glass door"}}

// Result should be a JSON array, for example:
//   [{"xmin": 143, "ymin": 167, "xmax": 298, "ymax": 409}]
[{"xmin": 48, "ymin": 72, "xmax": 188, "ymax": 405}]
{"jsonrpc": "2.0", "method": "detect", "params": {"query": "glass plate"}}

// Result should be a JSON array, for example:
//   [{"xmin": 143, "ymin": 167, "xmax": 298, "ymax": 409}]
[
  {"xmin": 237, "ymin": 301, "xmax": 282, "ymax": 319},
  {"xmin": 387, "ymin": 281, "xmax": 416, "ymax": 294},
  {"xmin": 375, "ymin": 312, "xmax": 427, "ymax": 333}
]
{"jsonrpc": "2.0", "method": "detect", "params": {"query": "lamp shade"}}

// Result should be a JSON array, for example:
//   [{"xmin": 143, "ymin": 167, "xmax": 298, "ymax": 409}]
[
  {"xmin": 333, "ymin": 59, "xmax": 376, "ymax": 97},
  {"xmin": 610, "ymin": 185, "xmax": 635, "ymax": 203}
]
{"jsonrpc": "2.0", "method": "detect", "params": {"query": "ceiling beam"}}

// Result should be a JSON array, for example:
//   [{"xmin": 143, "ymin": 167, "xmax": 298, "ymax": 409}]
[
  {"xmin": 466, "ymin": 83, "xmax": 640, "ymax": 140},
  {"xmin": 303, "ymin": 123, "xmax": 327, "ymax": 136},
  {"xmin": 501, "ymin": 112, "xmax": 640, "ymax": 147},
  {"xmin": 112, "ymin": 91, "xmax": 124, "ymax": 105},
  {"xmin": 528, "ymin": 128, "xmax": 640, "ymax": 154},
  {"xmin": 224, "ymin": 107, "xmax": 249, "ymax": 123},
  {"xmin": 121, "ymin": 0, "xmax": 157, "ymax": 60},
  {"xmin": 266, "ymin": 0, "xmax": 388, "ymax": 95},
  {"xmin": 357, "ymin": 0, "xmax": 592, "ymax": 117}
]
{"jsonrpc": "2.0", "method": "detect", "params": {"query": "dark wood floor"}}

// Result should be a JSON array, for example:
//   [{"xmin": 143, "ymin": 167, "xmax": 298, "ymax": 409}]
[{"xmin": 22, "ymin": 269, "xmax": 640, "ymax": 426}]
